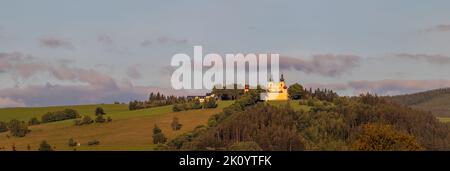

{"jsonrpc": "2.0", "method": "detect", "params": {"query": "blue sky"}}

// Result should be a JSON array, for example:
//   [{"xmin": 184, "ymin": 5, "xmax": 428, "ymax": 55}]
[{"xmin": 1, "ymin": 0, "xmax": 450, "ymax": 107}]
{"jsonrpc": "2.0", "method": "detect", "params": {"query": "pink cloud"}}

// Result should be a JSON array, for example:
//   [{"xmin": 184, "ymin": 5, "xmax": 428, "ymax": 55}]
[
  {"xmin": 39, "ymin": 37, "xmax": 75, "ymax": 49},
  {"xmin": 126, "ymin": 65, "xmax": 142, "ymax": 79},
  {"xmin": 0, "ymin": 97, "xmax": 25, "ymax": 108},
  {"xmin": 157, "ymin": 36, "xmax": 188, "ymax": 45},
  {"xmin": 279, "ymin": 54, "xmax": 361, "ymax": 77},
  {"xmin": 348, "ymin": 79, "xmax": 450, "ymax": 95},
  {"xmin": 0, "ymin": 52, "xmax": 188, "ymax": 107},
  {"xmin": 1, "ymin": 52, "xmax": 116, "ymax": 87},
  {"xmin": 424, "ymin": 24, "xmax": 450, "ymax": 32},
  {"xmin": 140, "ymin": 40, "xmax": 152, "ymax": 47},
  {"xmin": 394, "ymin": 53, "xmax": 450, "ymax": 65},
  {"xmin": 97, "ymin": 34, "xmax": 114, "ymax": 45}
]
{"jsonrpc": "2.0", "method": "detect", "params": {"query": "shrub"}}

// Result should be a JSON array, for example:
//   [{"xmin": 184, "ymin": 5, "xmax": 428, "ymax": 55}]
[
  {"xmin": 81, "ymin": 115, "xmax": 93, "ymax": 124},
  {"xmin": 41, "ymin": 109, "xmax": 80, "ymax": 123},
  {"xmin": 172, "ymin": 103, "xmax": 185, "ymax": 112},
  {"xmin": 107, "ymin": 117, "xmax": 112, "ymax": 122},
  {"xmin": 74, "ymin": 115, "xmax": 94, "ymax": 126},
  {"xmin": 95, "ymin": 107, "xmax": 106, "ymax": 116},
  {"xmin": 38, "ymin": 140, "xmax": 53, "ymax": 151},
  {"xmin": 68, "ymin": 138, "xmax": 77, "ymax": 147},
  {"xmin": 204, "ymin": 98, "xmax": 218, "ymax": 109},
  {"xmin": 307, "ymin": 98, "xmax": 315, "ymax": 106},
  {"xmin": 153, "ymin": 133, "xmax": 167, "ymax": 144},
  {"xmin": 154, "ymin": 144, "xmax": 170, "ymax": 151},
  {"xmin": 8, "ymin": 119, "xmax": 30, "ymax": 137},
  {"xmin": 288, "ymin": 83, "xmax": 304, "ymax": 100},
  {"xmin": 191, "ymin": 99, "xmax": 203, "ymax": 109},
  {"xmin": 74, "ymin": 119, "xmax": 82, "ymax": 126},
  {"xmin": 152, "ymin": 125, "xmax": 167, "ymax": 144},
  {"xmin": 88, "ymin": 140, "xmax": 100, "ymax": 146},
  {"xmin": 0, "ymin": 121, "xmax": 8, "ymax": 133},
  {"xmin": 95, "ymin": 115, "xmax": 106, "ymax": 123},
  {"xmin": 171, "ymin": 117, "xmax": 182, "ymax": 131},
  {"xmin": 28, "ymin": 117, "xmax": 40, "ymax": 126},
  {"xmin": 229, "ymin": 141, "xmax": 263, "ymax": 151}
]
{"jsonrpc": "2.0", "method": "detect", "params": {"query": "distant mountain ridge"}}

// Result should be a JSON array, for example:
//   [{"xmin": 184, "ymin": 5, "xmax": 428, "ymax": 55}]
[{"xmin": 386, "ymin": 88, "xmax": 450, "ymax": 117}]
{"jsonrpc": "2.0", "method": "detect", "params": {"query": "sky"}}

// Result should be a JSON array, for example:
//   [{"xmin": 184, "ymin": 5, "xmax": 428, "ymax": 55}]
[{"xmin": 1, "ymin": 0, "xmax": 450, "ymax": 107}]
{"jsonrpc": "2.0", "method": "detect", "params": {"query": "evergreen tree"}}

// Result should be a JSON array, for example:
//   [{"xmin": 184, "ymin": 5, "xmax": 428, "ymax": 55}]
[
  {"xmin": 152, "ymin": 125, "xmax": 167, "ymax": 144},
  {"xmin": 95, "ymin": 107, "xmax": 106, "ymax": 116},
  {"xmin": 0, "ymin": 121, "xmax": 8, "ymax": 133},
  {"xmin": 39, "ymin": 141, "xmax": 53, "ymax": 151},
  {"xmin": 171, "ymin": 117, "xmax": 182, "ymax": 131},
  {"xmin": 8, "ymin": 119, "xmax": 29, "ymax": 137},
  {"xmin": 288, "ymin": 83, "xmax": 304, "ymax": 100}
]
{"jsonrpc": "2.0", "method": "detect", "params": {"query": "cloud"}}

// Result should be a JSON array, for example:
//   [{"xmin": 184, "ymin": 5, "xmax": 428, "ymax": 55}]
[
  {"xmin": 39, "ymin": 37, "xmax": 75, "ymax": 49},
  {"xmin": 97, "ymin": 34, "xmax": 129, "ymax": 54},
  {"xmin": 279, "ymin": 54, "xmax": 361, "ymax": 77},
  {"xmin": 97, "ymin": 34, "xmax": 114, "ymax": 45},
  {"xmin": 157, "ymin": 36, "xmax": 188, "ymax": 45},
  {"xmin": 347, "ymin": 79, "xmax": 450, "ymax": 95},
  {"xmin": 393, "ymin": 53, "xmax": 450, "ymax": 65},
  {"xmin": 161, "ymin": 53, "xmax": 361, "ymax": 78},
  {"xmin": 126, "ymin": 65, "xmax": 142, "ymax": 79},
  {"xmin": 0, "ymin": 52, "xmax": 117, "ymax": 88},
  {"xmin": 0, "ymin": 97, "xmax": 25, "ymax": 108},
  {"xmin": 0, "ymin": 52, "xmax": 188, "ymax": 107},
  {"xmin": 0, "ymin": 83, "xmax": 186, "ymax": 107},
  {"xmin": 140, "ymin": 40, "xmax": 152, "ymax": 47},
  {"xmin": 424, "ymin": 24, "xmax": 450, "ymax": 33},
  {"xmin": 50, "ymin": 65, "xmax": 119, "ymax": 89},
  {"xmin": 0, "ymin": 52, "xmax": 48, "ymax": 78}
]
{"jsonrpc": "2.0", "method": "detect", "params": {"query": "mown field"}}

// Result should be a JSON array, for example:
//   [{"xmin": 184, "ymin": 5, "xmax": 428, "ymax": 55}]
[{"xmin": 0, "ymin": 101, "xmax": 233, "ymax": 151}]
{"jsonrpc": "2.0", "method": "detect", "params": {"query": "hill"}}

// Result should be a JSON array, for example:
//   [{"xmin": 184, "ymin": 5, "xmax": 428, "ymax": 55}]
[
  {"xmin": 0, "ymin": 101, "xmax": 233, "ymax": 151},
  {"xmin": 164, "ymin": 91, "xmax": 450, "ymax": 151},
  {"xmin": 385, "ymin": 88, "xmax": 450, "ymax": 117}
]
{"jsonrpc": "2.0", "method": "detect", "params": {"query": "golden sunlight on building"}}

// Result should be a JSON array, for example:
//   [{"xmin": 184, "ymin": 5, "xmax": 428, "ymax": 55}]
[{"xmin": 260, "ymin": 74, "xmax": 289, "ymax": 101}]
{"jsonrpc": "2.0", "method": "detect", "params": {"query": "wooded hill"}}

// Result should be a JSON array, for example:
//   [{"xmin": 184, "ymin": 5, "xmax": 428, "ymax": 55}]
[
  {"xmin": 385, "ymin": 88, "xmax": 450, "ymax": 117},
  {"xmin": 160, "ymin": 88, "xmax": 450, "ymax": 151}
]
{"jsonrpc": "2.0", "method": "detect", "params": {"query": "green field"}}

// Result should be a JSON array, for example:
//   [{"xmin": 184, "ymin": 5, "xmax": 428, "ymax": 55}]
[
  {"xmin": 0, "ymin": 101, "xmax": 233, "ymax": 151},
  {"xmin": 0, "ymin": 104, "xmax": 129, "ymax": 122}
]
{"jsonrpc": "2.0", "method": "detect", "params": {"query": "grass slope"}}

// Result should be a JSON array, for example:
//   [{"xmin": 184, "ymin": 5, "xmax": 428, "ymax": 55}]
[
  {"xmin": 0, "ymin": 104, "xmax": 129, "ymax": 122},
  {"xmin": 0, "ymin": 101, "xmax": 233, "ymax": 151}
]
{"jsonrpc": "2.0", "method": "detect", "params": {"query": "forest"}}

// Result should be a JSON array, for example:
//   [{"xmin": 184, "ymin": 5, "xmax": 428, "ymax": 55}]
[{"xmin": 159, "ymin": 85, "xmax": 450, "ymax": 151}]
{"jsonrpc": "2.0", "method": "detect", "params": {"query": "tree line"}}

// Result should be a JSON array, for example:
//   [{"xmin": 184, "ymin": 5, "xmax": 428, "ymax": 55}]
[{"xmin": 128, "ymin": 92, "xmax": 186, "ymax": 110}]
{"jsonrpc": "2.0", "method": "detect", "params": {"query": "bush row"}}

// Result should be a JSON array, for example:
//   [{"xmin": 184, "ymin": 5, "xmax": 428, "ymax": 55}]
[{"xmin": 172, "ymin": 98, "xmax": 218, "ymax": 112}]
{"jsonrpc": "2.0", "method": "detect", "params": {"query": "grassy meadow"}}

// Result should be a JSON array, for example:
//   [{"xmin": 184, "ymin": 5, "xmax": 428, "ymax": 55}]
[
  {"xmin": 0, "ymin": 101, "xmax": 233, "ymax": 151},
  {"xmin": 0, "ymin": 104, "xmax": 129, "ymax": 122}
]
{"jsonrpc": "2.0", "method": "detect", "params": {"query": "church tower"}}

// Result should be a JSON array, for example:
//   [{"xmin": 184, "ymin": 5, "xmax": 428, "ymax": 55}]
[{"xmin": 279, "ymin": 74, "xmax": 288, "ymax": 94}]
